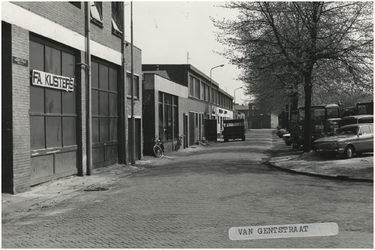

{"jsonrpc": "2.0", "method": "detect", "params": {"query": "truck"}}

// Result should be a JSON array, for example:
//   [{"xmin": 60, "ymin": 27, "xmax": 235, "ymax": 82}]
[
  {"xmin": 290, "ymin": 104, "xmax": 341, "ymax": 148},
  {"xmin": 222, "ymin": 119, "xmax": 246, "ymax": 142}
]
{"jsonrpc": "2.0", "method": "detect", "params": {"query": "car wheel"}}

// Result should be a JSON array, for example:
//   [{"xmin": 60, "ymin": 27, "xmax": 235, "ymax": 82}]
[{"xmin": 344, "ymin": 145, "xmax": 354, "ymax": 159}]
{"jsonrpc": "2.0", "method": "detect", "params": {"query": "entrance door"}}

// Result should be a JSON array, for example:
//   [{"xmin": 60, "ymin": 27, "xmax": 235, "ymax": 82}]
[
  {"xmin": 205, "ymin": 119, "xmax": 217, "ymax": 141},
  {"xmin": 189, "ymin": 112, "xmax": 195, "ymax": 146},
  {"xmin": 91, "ymin": 60, "xmax": 119, "ymax": 168},
  {"xmin": 128, "ymin": 118, "xmax": 141, "ymax": 162}
]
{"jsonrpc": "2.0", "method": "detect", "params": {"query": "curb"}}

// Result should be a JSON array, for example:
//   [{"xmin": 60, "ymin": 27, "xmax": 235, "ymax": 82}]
[{"xmin": 266, "ymin": 161, "xmax": 373, "ymax": 183}]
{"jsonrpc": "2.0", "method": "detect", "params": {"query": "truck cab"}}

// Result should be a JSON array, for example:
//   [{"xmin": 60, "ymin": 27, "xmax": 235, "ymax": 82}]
[{"xmin": 222, "ymin": 119, "xmax": 246, "ymax": 142}]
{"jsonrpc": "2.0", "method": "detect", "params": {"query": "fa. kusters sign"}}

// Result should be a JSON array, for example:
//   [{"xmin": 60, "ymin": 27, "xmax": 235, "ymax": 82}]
[{"xmin": 31, "ymin": 69, "xmax": 74, "ymax": 92}]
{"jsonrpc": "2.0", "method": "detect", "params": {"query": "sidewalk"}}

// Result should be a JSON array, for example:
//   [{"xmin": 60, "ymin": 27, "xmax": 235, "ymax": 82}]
[
  {"xmin": 267, "ymin": 132, "xmax": 373, "ymax": 182},
  {"xmin": 1, "ymin": 144, "xmax": 213, "ymax": 222}
]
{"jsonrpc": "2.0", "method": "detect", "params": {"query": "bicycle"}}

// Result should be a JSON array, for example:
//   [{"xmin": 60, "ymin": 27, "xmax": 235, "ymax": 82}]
[
  {"xmin": 174, "ymin": 135, "xmax": 185, "ymax": 151},
  {"xmin": 152, "ymin": 136, "xmax": 164, "ymax": 158}
]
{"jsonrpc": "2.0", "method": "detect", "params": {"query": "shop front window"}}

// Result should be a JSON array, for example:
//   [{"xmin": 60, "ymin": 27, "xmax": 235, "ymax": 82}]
[
  {"xmin": 158, "ymin": 92, "xmax": 178, "ymax": 142},
  {"xmin": 30, "ymin": 40, "xmax": 76, "ymax": 150}
]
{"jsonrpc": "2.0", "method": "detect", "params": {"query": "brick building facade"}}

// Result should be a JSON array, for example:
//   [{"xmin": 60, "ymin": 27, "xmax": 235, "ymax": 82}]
[{"xmin": 2, "ymin": 2, "xmax": 142, "ymax": 193}]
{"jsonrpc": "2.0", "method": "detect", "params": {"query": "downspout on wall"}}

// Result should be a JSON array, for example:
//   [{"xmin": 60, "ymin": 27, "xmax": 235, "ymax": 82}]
[
  {"xmin": 121, "ymin": 2, "xmax": 128, "ymax": 163},
  {"xmin": 85, "ymin": 2, "xmax": 92, "ymax": 175}
]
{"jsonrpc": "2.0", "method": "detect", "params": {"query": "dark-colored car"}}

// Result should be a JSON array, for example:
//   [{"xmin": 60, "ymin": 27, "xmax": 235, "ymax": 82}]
[
  {"xmin": 282, "ymin": 133, "xmax": 292, "ymax": 146},
  {"xmin": 222, "ymin": 119, "xmax": 246, "ymax": 142},
  {"xmin": 314, "ymin": 123, "xmax": 373, "ymax": 158}
]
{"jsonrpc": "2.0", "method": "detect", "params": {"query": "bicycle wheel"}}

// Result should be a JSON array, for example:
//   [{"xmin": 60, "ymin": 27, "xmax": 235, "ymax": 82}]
[{"xmin": 153, "ymin": 145, "xmax": 163, "ymax": 158}]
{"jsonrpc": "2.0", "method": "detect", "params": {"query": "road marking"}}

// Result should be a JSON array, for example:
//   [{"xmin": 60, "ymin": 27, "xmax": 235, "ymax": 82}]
[{"xmin": 229, "ymin": 222, "xmax": 338, "ymax": 240}]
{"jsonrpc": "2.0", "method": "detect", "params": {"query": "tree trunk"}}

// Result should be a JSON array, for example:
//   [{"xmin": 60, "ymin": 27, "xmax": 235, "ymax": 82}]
[
  {"xmin": 291, "ymin": 92, "xmax": 299, "ymax": 111},
  {"xmin": 303, "ymin": 75, "xmax": 313, "ymax": 152}
]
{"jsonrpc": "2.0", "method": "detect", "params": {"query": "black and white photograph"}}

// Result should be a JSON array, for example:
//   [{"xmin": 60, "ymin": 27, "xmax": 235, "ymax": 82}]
[{"xmin": 2, "ymin": 1, "xmax": 373, "ymax": 248}]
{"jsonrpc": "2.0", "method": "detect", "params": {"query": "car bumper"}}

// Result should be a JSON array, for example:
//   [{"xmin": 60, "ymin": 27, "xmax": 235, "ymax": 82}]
[{"xmin": 316, "ymin": 147, "xmax": 345, "ymax": 154}]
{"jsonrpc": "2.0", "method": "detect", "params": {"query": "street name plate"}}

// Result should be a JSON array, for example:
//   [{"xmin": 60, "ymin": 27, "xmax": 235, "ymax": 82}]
[{"xmin": 229, "ymin": 222, "xmax": 338, "ymax": 240}]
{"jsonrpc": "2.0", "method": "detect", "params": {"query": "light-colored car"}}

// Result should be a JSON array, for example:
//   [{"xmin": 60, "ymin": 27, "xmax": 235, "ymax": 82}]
[{"xmin": 314, "ymin": 123, "xmax": 373, "ymax": 158}]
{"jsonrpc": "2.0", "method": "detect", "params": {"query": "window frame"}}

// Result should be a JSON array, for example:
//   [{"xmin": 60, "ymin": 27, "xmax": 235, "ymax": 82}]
[
  {"xmin": 90, "ymin": 1, "xmax": 103, "ymax": 27},
  {"xmin": 111, "ymin": 2, "xmax": 123, "ymax": 37},
  {"xmin": 126, "ymin": 73, "xmax": 140, "ymax": 99}
]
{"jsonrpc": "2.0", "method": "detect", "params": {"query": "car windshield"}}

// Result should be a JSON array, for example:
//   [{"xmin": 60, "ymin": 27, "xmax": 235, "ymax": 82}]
[{"xmin": 337, "ymin": 127, "xmax": 358, "ymax": 135}]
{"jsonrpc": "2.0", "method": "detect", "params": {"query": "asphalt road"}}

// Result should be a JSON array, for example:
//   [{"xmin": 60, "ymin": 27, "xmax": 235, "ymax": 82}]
[{"xmin": 2, "ymin": 129, "xmax": 373, "ymax": 248}]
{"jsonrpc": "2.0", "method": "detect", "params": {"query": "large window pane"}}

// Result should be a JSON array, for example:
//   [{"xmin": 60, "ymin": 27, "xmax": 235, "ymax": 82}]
[
  {"xmin": 134, "ymin": 76, "xmax": 139, "ymax": 98},
  {"xmin": 30, "ymin": 41, "xmax": 44, "ymax": 71},
  {"xmin": 194, "ymin": 78, "xmax": 199, "ymax": 98},
  {"xmin": 30, "ymin": 86, "xmax": 44, "ymax": 113},
  {"xmin": 63, "ymin": 117, "xmax": 76, "ymax": 146},
  {"xmin": 62, "ymin": 52, "xmax": 75, "ymax": 78},
  {"xmin": 46, "ymin": 117, "xmax": 62, "ymax": 148},
  {"xmin": 62, "ymin": 91, "xmax": 76, "ymax": 114},
  {"xmin": 30, "ymin": 116, "xmax": 45, "ymax": 149},
  {"xmin": 126, "ymin": 74, "xmax": 131, "ymax": 96},
  {"xmin": 164, "ymin": 94, "xmax": 172, "ymax": 104},
  {"xmin": 109, "ymin": 67, "xmax": 117, "ymax": 92},
  {"xmin": 100, "ymin": 118, "xmax": 109, "ymax": 142},
  {"xmin": 189, "ymin": 76, "xmax": 194, "ymax": 96},
  {"xmin": 165, "ymin": 105, "xmax": 172, "ymax": 140},
  {"xmin": 159, "ymin": 103, "xmax": 164, "ymax": 140},
  {"xmin": 99, "ymin": 65, "xmax": 109, "ymax": 90},
  {"xmin": 200, "ymin": 82, "xmax": 205, "ymax": 100},
  {"xmin": 45, "ymin": 88, "xmax": 62, "ymax": 114},
  {"xmin": 109, "ymin": 93, "xmax": 117, "ymax": 116},
  {"xmin": 92, "ymin": 117, "xmax": 100, "ymax": 143},
  {"xmin": 92, "ymin": 90, "xmax": 99, "ymax": 116},
  {"xmin": 45, "ymin": 46, "xmax": 61, "ymax": 75},
  {"xmin": 91, "ymin": 62, "xmax": 99, "ymax": 89},
  {"xmin": 99, "ymin": 91, "xmax": 109, "ymax": 116},
  {"xmin": 109, "ymin": 118, "xmax": 117, "ymax": 141}
]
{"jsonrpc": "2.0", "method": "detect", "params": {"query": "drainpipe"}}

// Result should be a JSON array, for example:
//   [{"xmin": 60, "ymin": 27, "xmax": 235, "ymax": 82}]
[
  {"xmin": 121, "ymin": 3, "xmax": 128, "ymax": 163},
  {"xmin": 130, "ymin": 2, "xmax": 135, "ymax": 164},
  {"xmin": 86, "ymin": 2, "xmax": 92, "ymax": 175}
]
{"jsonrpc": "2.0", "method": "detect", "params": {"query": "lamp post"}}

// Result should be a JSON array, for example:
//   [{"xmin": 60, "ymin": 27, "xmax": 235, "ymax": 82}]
[
  {"xmin": 234, "ymin": 86, "xmax": 243, "ymax": 105},
  {"xmin": 210, "ymin": 64, "xmax": 224, "ymax": 80},
  {"xmin": 209, "ymin": 64, "xmax": 224, "ymax": 119}
]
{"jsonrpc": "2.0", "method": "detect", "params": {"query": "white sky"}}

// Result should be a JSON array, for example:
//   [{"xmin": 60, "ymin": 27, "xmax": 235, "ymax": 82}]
[{"xmin": 124, "ymin": 1, "xmax": 248, "ymax": 105}]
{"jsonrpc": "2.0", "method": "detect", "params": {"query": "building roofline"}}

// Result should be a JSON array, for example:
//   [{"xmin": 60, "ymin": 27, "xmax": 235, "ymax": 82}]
[{"xmin": 142, "ymin": 64, "xmax": 233, "ymax": 98}]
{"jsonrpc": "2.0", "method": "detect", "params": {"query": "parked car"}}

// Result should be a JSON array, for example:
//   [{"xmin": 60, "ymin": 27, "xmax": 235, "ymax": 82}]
[
  {"xmin": 276, "ymin": 129, "xmax": 287, "ymax": 138},
  {"xmin": 282, "ymin": 133, "xmax": 292, "ymax": 146},
  {"xmin": 313, "ymin": 123, "xmax": 373, "ymax": 158}
]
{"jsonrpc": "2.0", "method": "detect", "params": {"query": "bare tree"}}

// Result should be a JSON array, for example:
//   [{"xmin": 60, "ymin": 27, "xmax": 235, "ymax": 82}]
[{"xmin": 213, "ymin": 1, "xmax": 373, "ymax": 151}]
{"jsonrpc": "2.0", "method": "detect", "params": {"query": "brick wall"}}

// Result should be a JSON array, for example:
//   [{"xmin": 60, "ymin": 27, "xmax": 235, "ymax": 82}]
[
  {"xmin": 89, "ymin": 2, "xmax": 122, "ymax": 52},
  {"xmin": 12, "ymin": 2, "xmax": 85, "ymax": 36},
  {"xmin": 11, "ymin": 25, "xmax": 31, "ymax": 193}
]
